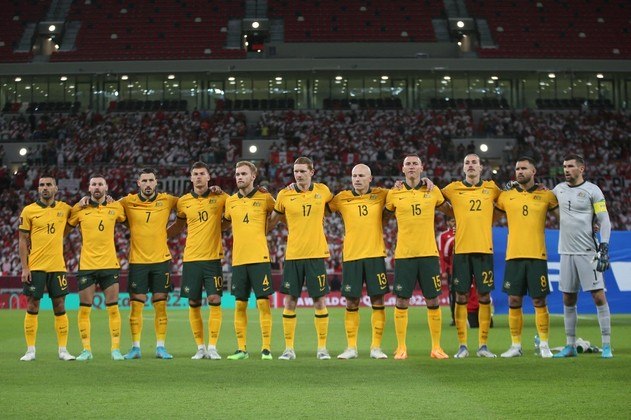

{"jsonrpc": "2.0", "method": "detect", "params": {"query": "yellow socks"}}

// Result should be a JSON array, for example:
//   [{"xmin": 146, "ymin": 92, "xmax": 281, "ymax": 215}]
[
  {"xmin": 188, "ymin": 304, "xmax": 204, "ymax": 346},
  {"xmin": 535, "ymin": 305, "xmax": 550, "ymax": 342},
  {"xmin": 314, "ymin": 308, "xmax": 329, "ymax": 349},
  {"xmin": 455, "ymin": 303, "xmax": 468, "ymax": 345},
  {"xmin": 153, "ymin": 299, "xmax": 168, "ymax": 343},
  {"xmin": 106, "ymin": 303, "xmax": 121, "ymax": 351},
  {"xmin": 234, "ymin": 300, "xmax": 248, "ymax": 351},
  {"xmin": 78, "ymin": 304, "xmax": 92, "ymax": 351},
  {"xmin": 508, "ymin": 306, "xmax": 523, "ymax": 345},
  {"xmin": 282, "ymin": 309, "xmax": 296, "ymax": 349},
  {"xmin": 80, "ymin": 302, "xmax": 122, "ymax": 352},
  {"xmin": 370, "ymin": 305, "xmax": 385, "ymax": 349},
  {"xmin": 208, "ymin": 303, "xmax": 222, "ymax": 347},
  {"xmin": 129, "ymin": 299, "xmax": 144, "ymax": 346},
  {"xmin": 257, "ymin": 298, "xmax": 272, "ymax": 351},
  {"xmin": 478, "ymin": 302, "xmax": 492, "ymax": 346},
  {"xmin": 54, "ymin": 311, "xmax": 69, "ymax": 348},
  {"xmin": 426, "ymin": 307, "xmax": 442, "ymax": 350},
  {"xmin": 344, "ymin": 308, "xmax": 359, "ymax": 349},
  {"xmin": 24, "ymin": 311, "xmax": 38, "ymax": 348},
  {"xmin": 394, "ymin": 306, "xmax": 408, "ymax": 351}
]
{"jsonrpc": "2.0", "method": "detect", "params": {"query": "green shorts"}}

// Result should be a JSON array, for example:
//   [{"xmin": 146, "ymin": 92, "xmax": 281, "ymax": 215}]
[
  {"xmin": 181, "ymin": 260, "xmax": 223, "ymax": 300},
  {"xmin": 452, "ymin": 253, "xmax": 495, "ymax": 294},
  {"xmin": 342, "ymin": 257, "xmax": 388, "ymax": 298},
  {"xmin": 503, "ymin": 259, "xmax": 550, "ymax": 298},
  {"xmin": 23, "ymin": 271, "xmax": 69, "ymax": 300},
  {"xmin": 393, "ymin": 257, "xmax": 442, "ymax": 299},
  {"xmin": 128, "ymin": 261, "xmax": 173, "ymax": 295},
  {"xmin": 231, "ymin": 262, "xmax": 274, "ymax": 300},
  {"xmin": 77, "ymin": 269, "xmax": 120, "ymax": 292},
  {"xmin": 281, "ymin": 258, "xmax": 329, "ymax": 298}
]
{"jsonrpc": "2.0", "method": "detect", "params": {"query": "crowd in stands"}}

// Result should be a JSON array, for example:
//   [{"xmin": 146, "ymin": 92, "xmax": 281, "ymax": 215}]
[{"xmin": 0, "ymin": 108, "xmax": 629, "ymax": 276}]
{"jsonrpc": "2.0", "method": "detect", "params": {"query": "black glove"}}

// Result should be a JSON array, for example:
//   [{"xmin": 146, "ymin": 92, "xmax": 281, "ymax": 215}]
[
  {"xmin": 595, "ymin": 242, "xmax": 610, "ymax": 272},
  {"xmin": 503, "ymin": 180, "xmax": 518, "ymax": 191}
]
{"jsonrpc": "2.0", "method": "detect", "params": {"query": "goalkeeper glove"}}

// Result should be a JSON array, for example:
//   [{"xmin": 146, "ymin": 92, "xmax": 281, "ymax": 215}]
[
  {"xmin": 503, "ymin": 180, "xmax": 519, "ymax": 191},
  {"xmin": 594, "ymin": 242, "xmax": 610, "ymax": 272}
]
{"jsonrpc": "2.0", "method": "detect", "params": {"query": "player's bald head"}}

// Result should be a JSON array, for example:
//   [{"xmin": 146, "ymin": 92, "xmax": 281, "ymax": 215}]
[
  {"xmin": 351, "ymin": 163, "xmax": 372, "ymax": 193},
  {"xmin": 352, "ymin": 164, "xmax": 371, "ymax": 177}
]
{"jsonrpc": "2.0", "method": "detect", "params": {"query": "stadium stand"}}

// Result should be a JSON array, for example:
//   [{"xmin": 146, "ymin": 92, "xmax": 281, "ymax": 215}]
[
  {"xmin": 0, "ymin": 0, "xmax": 49, "ymax": 63},
  {"xmin": 0, "ymin": 0, "xmax": 629, "ymax": 61},
  {"xmin": 468, "ymin": 0, "xmax": 631, "ymax": 58},
  {"xmin": 268, "ymin": 0, "xmax": 442, "ymax": 42},
  {"xmin": 50, "ymin": 0, "xmax": 246, "ymax": 61}
]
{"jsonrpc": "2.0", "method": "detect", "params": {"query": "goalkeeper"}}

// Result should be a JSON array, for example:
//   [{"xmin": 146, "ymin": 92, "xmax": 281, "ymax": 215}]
[{"xmin": 551, "ymin": 154, "xmax": 613, "ymax": 359}]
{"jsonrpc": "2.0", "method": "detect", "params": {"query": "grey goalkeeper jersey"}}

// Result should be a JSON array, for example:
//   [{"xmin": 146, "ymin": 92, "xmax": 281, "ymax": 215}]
[{"xmin": 553, "ymin": 181, "xmax": 606, "ymax": 255}]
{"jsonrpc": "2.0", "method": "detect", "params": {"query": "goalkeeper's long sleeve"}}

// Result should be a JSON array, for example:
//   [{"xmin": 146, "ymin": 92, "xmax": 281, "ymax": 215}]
[{"xmin": 596, "ymin": 211, "xmax": 611, "ymax": 243}]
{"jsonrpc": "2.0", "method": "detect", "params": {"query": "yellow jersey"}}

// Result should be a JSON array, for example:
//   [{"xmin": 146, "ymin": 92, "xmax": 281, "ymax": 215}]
[
  {"xmin": 385, "ymin": 183, "xmax": 445, "ymax": 258},
  {"xmin": 497, "ymin": 187, "xmax": 558, "ymax": 260},
  {"xmin": 442, "ymin": 180, "xmax": 501, "ymax": 254},
  {"xmin": 120, "ymin": 192, "xmax": 178, "ymax": 264},
  {"xmin": 176, "ymin": 190, "xmax": 228, "ymax": 262},
  {"xmin": 224, "ymin": 189, "xmax": 275, "ymax": 266},
  {"xmin": 328, "ymin": 187, "xmax": 387, "ymax": 261},
  {"xmin": 19, "ymin": 200, "xmax": 71, "ymax": 272},
  {"xmin": 68, "ymin": 200, "xmax": 126, "ymax": 270},
  {"xmin": 274, "ymin": 183, "xmax": 333, "ymax": 260}
]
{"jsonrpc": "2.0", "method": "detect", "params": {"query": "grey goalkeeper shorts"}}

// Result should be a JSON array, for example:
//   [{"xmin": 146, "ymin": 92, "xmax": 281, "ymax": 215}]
[{"xmin": 559, "ymin": 254, "xmax": 605, "ymax": 293}]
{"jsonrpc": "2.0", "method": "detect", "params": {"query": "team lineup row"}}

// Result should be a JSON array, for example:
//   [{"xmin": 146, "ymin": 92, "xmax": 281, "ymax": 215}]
[{"xmin": 17, "ymin": 153, "xmax": 613, "ymax": 361}]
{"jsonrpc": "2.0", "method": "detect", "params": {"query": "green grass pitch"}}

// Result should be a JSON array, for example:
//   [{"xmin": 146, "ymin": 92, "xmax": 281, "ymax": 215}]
[{"xmin": 1, "ymin": 307, "xmax": 629, "ymax": 419}]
